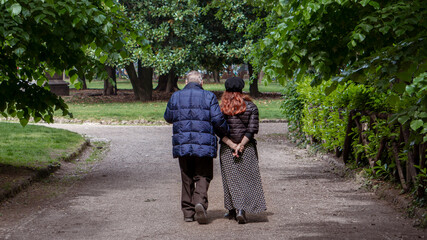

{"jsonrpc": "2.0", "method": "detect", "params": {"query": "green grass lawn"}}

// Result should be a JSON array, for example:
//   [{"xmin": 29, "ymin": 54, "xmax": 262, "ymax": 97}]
[
  {"xmin": 0, "ymin": 122, "xmax": 86, "ymax": 169},
  {"xmin": 67, "ymin": 79, "xmax": 284, "ymax": 93},
  {"xmin": 180, "ymin": 81, "xmax": 283, "ymax": 93},
  {"xmin": 63, "ymin": 77, "xmax": 284, "ymax": 122},
  {"xmin": 254, "ymin": 99, "xmax": 284, "ymax": 120},
  {"xmin": 66, "ymin": 101, "xmax": 167, "ymax": 122},
  {"xmin": 64, "ymin": 99, "xmax": 284, "ymax": 123}
]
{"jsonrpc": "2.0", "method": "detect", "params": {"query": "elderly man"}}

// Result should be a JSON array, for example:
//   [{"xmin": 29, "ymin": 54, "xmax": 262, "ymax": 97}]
[{"xmin": 164, "ymin": 71, "xmax": 229, "ymax": 224}]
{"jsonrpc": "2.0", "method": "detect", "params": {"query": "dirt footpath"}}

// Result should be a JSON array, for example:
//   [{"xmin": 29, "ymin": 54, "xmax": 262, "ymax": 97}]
[{"xmin": 0, "ymin": 123, "xmax": 425, "ymax": 240}]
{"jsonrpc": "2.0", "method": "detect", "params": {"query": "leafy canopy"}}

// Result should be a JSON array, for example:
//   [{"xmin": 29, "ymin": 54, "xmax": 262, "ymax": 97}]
[
  {"xmin": 122, "ymin": 0, "xmax": 259, "ymax": 76},
  {"xmin": 0, "ymin": 0, "xmax": 145, "ymax": 126},
  {"xmin": 251, "ymin": 0, "xmax": 427, "ymax": 141}
]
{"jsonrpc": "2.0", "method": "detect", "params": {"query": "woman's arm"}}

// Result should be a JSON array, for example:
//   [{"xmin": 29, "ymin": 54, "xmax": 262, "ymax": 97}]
[
  {"xmin": 235, "ymin": 136, "xmax": 250, "ymax": 155},
  {"xmin": 246, "ymin": 102, "xmax": 259, "ymax": 136},
  {"xmin": 222, "ymin": 136, "xmax": 238, "ymax": 150},
  {"xmin": 235, "ymin": 103, "xmax": 259, "ymax": 156}
]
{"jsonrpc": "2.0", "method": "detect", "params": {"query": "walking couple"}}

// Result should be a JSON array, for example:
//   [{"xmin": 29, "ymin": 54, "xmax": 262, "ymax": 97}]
[{"xmin": 164, "ymin": 71, "xmax": 267, "ymax": 224}]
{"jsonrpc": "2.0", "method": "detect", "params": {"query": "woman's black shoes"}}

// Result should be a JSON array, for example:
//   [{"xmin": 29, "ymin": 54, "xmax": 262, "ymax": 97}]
[
  {"xmin": 236, "ymin": 209, "xmax": 247, "ymax": 224},
  {"xmin": 224, "ymin": 209, "xmax": 247, "ymax": 224},
  {"xmin": 224, "ymin": 209, "xmax": 236, "ymax": 220}
]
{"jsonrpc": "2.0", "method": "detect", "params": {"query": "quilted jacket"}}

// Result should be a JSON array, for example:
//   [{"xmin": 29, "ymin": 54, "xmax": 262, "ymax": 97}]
[
  {"xmin": 164, "ymin": 82, "xmax": 229, "ymax": 158},
  {"xmin": 224, "ymin": 100, "xmax": 259, "ymax": 144}
]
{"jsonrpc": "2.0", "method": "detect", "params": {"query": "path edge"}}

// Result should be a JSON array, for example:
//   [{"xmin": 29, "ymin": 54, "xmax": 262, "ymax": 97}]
[
  {"xmin": 319, "ymin": 152, "xmax": 427, "ymax": 227},
  {"xmin": 0, "ymin": 139, "xmax": 90, "ymax": 203}
]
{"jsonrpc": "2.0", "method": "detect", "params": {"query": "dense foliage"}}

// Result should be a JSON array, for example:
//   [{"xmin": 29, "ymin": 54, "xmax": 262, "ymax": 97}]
[
  {"xmin": 0, "ymin": 0, "xmax": 143, "ymax": 125},
  {"xmin": 254, "ymin": 0, "xmax": 427, "ymax": 139},
  {"xmin": 257, "ymin": 0, "xmax": 427, "ymax": 200},
  {"xmin": 120, "ymin": 0, "xmax": 253, "ymax": 96},
  {"xmin": 123, "ymin": 0, "xmax": 204, "ymax": 76}
]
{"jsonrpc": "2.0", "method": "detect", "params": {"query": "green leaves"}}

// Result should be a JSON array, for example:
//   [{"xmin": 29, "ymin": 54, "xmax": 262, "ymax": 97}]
[
  {"xmin": 399, "ymin": 72, "xmax": 427, "ymax": 137},
  {"xmin": 103, "ymin": 22, "xmax": 113, "ymax": 33},
  {"xmin": 99, "ymin": 54, "xmax": 109, "ymax": 64},
  {"xmin": 94, "ymin": 14, "xmax": 106, "ymax": 24},
  {"xmin": 14, "ymin": 47, "xmax": 25, "ymax": 56},
  {"xmin": 253, "ymin": 0, "xmax": 427, "ymax": 91},
  {"xmin": 324, "ymin": 82, "xmax": 338, "ymax": 96},
  {"xmin": 410, "ymin": 119, "xmax": 424, "ymax": 131},
  {"xmin": 359, "ymin": 23, "xmax": 373, "ymax": 33},
  {"xmin": 353, "ymin": 32, "xmax": 366, "ymax": 42},
  {"xmin": 1, "ymin": 0, "xmax": 144, "ymax": 126},
  {"xmin": 34, "ymin": 14, "xmax": 46, "ymax": 23},
  {"xmin": 360, "ymin": 0, "xmax": 380, "ymax": 9},
  {"xmin": 368, "ymin": 1, "xmax": 380, "ymax": 9},
  {"xmin": 9, "ymin": 3, "xmax": 22, "ymax": 16},
  {"xmin": 105, "ymin": 0, "xmax": 115, "ymax": 8},
  {"xmin": 250, "ymin": 0, "xmax": 427, "ymax": 145},
  {"xmin": 121, "ymin": 0, "xmax": 248, "ymax": 75}
]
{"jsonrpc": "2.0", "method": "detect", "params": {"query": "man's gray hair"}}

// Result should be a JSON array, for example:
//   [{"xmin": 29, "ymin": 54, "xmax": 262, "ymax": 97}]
[{"xmin": 186, "ymin": 71, "xmax": 203, "ymax": 84}]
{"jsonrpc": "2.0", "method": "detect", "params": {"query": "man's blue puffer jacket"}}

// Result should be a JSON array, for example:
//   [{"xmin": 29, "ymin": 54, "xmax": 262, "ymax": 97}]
[{"xmin": 164, "ymin": 82, "xmax": 229, "ymax": 158}]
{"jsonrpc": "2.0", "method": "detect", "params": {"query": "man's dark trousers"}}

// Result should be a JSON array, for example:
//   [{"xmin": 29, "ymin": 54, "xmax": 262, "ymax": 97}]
[{"xmin": 178, "ymin": 156, "xmax": 213, "ymax": 218}]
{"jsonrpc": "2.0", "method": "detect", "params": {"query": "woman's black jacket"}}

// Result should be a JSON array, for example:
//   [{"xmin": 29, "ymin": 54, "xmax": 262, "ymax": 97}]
[{"xmin": 224, "ymin": 100, "xmax": 259, "ymax": 144}]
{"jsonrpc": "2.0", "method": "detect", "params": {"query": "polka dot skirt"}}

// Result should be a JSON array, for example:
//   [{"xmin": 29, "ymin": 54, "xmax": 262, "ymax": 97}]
[{"xmin": 220, "ymin": 142, "xmax": 267, "ymax": 214}]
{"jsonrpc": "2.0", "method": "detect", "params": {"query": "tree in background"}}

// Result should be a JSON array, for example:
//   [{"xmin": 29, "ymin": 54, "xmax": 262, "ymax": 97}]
[
  {"xmin": 121, "ymin": 0, "xmax": 263, "ymax": 98},
  {"xmin": 198, "ymin": 0, "xmax": 251, "ymax": 84},
  {"xmin": 0, "ymin": 0, "xmax": 145, "ymax": 125},
  {"xmin": 122, "ymin": 0, "xmax": 207, "ymax": 96},
  {"xmin": 209, "ymin": 0, "xmax": 269, "ymax": 97}
]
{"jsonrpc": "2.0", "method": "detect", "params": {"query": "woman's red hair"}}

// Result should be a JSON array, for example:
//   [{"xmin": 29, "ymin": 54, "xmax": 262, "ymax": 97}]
[{"xmin": 220, "ymin": 91, "xmax": 252, "ymax": 116}]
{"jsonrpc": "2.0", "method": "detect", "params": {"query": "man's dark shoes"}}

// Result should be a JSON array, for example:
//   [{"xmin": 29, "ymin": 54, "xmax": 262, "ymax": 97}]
[
  {"xmin": 224, "ymin": 209, "xmax": 236, "ymax": 220},
  {"xmin": 236, "ymin": 209, "xmax": 247, "ymax": 224},
  {"xmin": 184, "ymin": 217, "xmax": 194, "ymax": 222},
  {"xmin": 195, "ymin": 203, "xmax": 208, "ymax": 224}
]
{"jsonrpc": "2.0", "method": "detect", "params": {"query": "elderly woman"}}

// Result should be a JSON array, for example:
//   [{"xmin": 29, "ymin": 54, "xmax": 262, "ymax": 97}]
[{"xmin": 219, "ymin": 77, "xmax": 267, "ymax": 224}]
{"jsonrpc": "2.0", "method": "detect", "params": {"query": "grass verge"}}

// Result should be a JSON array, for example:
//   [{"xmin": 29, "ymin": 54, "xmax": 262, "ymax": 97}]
[
  {"xmin": 65, "ymin": 101, "xmax": 167, "ymax": 123},
  {"xmin": 0, "ymin": 123, "xmax": 86, "ymax": 169},
  {"xmin": 63, "ymin": 99, "xmax": 284, "ymax": 123},
  {"xmin": 67, "ymin": 79, "xmax": 284, "ymax": 93}
]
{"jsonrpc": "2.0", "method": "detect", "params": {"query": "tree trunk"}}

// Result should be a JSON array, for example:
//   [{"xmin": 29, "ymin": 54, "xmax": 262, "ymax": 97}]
[
  {"xmin": 420, "ymin": 142, "xmax": 427, "ymax": 171},
  {"xmin": 137, "ymin": 60, "xmax": 153, "ymax": 101},
  {"xmin": 248, "ymin": 64, "xmax": 259, "ymax": 98},
  {"xmin": 417, "ymin": 143, "xmax": 427, "ymax": 198},
  {"xmin": 103, "ymin": 79, "xmax": 114, "ymax": 95},
  {"xmin": 401, "ymin": 125, "xmax": 418, "ymax": 184},
  {"xmin": 392, "ymin": 140, "xmax": 408, "ymax": 191},
  {"xmin": 104, "ymin": 65, "xmax": 115, "ymax": 95},
  {"xmin": 166, "ymin": 73, "xmax": 179, "ymax": 93},
  {"xmin": 155, "ymin": 74, "xmax": 168, "ymax": 92},
  {"xmin": 355, "ymin": 116, "xmax": 375, "ymax": 172},
  {"xmin": 156, "ymin": 69, "xmax": 179, "ymax": 92},
  {"xmin": 342, "ymin": 111, "xmax": 354, "ymax": 163},
  {"xmin": 374, "ymin": 138, "xmax": 386, "ymax": 163},
  {"xmin": 213, "ymin": 70, "xmax": 220, "ymax": 83},
  {"xmin": 125, "ymin": 62, "xmax": 140, "ymax": 100},
  {"xmin": 80, "ymin": 74, "xmax": 87, "ymax": 90},
  {"xmin": 125, "ymin": 61, "xmax": 153, "ymax": 101},
  {"xmin": 113, "ymin": 66, "xmax": 117, "ymax": 95}
]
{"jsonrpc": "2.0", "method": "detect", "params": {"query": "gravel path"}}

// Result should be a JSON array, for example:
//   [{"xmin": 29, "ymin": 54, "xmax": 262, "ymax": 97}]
[{"xmin": 0, "ymin": 123, "xmax": 425, "ymax": 239}]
